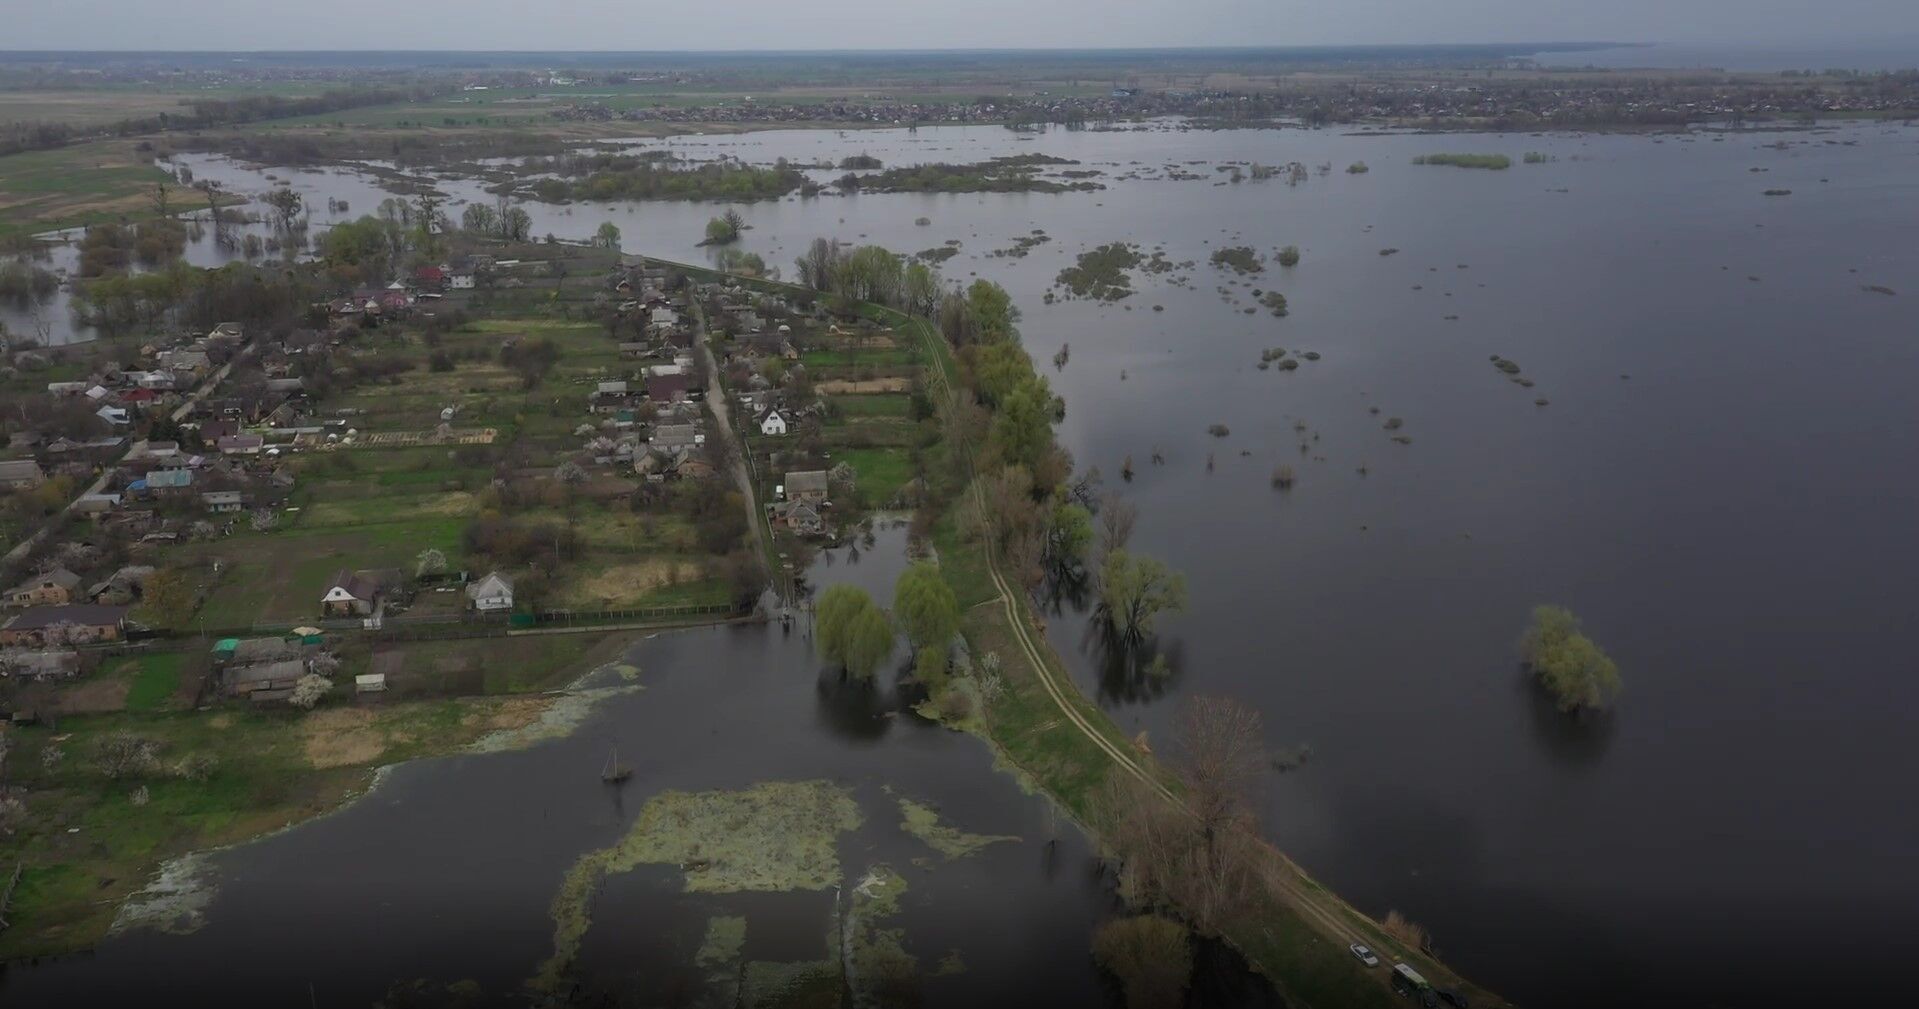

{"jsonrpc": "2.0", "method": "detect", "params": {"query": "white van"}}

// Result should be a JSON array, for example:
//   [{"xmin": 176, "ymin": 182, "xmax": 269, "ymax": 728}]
[{"xmin": 1394, "ymin": 962, "xmax": 1429, "ymax": 989}]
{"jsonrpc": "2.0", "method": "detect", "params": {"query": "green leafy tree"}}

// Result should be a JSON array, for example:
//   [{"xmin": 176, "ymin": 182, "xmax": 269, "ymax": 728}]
[
  {"xmin": 893, "ymin": 562, "xmax": 959, "ymax": 650},
  {"xmin": 817, "ymin": 585, "xmax": 896, "ymax": 679},
  {"xmin": 989, "ymin": 378, "xmax": 1057, "ymax": 471},
  {"xmin": 1520, "ymin": 605, "xmax": 1622, "ymax": 712},
  {"xmin": 1044, "ymin": 502, "xmax": 1093, "ymax": 575},
  {"xmin": 1098, "ymin": 550, "xmax": 1187, "ymax": 650},
  {"xmin": 594, "ymin": 221, "xmax": 622, "ymax": 250},
  {"xmin": 966, "ymin": 279, "xmax": 1020, "ymax": 343}
]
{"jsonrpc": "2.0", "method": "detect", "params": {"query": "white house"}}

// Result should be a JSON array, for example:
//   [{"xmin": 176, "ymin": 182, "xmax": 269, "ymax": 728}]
[
  {"xmin": 448, "ymin": 271, "xmax": 476, "ymax": 290},
  {"xmin": 467, "ymin": 571, "xmax": 514, "ymax": 612},
  {"xmin": 758, "ymin": 410, "xmax": 789, "ymax": 436}
]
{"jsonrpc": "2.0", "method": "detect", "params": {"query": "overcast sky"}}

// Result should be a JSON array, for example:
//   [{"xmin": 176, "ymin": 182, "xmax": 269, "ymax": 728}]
[{"xmin": 8, "ymin": 0, "xmax": 1919, "ymax": 51}]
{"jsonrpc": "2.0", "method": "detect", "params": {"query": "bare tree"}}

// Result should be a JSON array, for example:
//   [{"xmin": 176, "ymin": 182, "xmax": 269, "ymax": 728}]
[
  {"xmin": 1098, "ymin": 493, "xmax": 1138, "ymax": 557},
  {"xmin": 1103, "ymin": 695, "xmax": 1267, "ymax": 933},
  {"xmin": 1173, "ymin": 695, "xmax": 1265, "ymax": 879}
]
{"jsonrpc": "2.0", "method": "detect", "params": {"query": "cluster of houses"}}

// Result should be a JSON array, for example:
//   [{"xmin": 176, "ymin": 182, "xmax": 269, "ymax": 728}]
[
  {"xmin": 37, "ymin": 324, "xmax": 241, "ymax": 430},
  {"xmin": 327, "ymin": 258, "xmax": 481, "ymax": 321}
]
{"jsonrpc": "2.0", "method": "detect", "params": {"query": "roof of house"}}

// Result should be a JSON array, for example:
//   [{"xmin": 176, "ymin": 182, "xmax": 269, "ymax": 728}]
[
  {"xmin": 146, "ymin": 468, "xmax": 194, "ymax": 488},
  {"xmin": 228, "ymin": 637, "xmax": 302, "ymax": 664},
  {"xmin": 323, "ymin": 569, "xmax": 381, "ymax": 602},
  {"xmin": 786, "ymin": 470, "xmax": 829, "ymax": 494},
  {"xmin": 18, "ymin": 568, "xmax": 82, "ymax": 592},
  {"xmin": 2, "ymin": 604, "xmax": 130, "ymax": 631},
  {"xmin": 226, "ymin": 658, "xmax": 307, "ymax": 687},
  {"xmin": 0, "ymin": 460, "xmax": 45, "ymax": 482},
  {"xmin": 467, "ymin": 571, "xmax": 514, "ymax": 598},
  {"xmin": 645, "ymin": 373, "xmax": 692, "ymax": 397},
  {"xmin": 218, "ymin": 434, "xmax": 265, "ymax": 450},
  {"xmin": 201, "ymin": 490, "xmax": 243, "ymax": 503}
]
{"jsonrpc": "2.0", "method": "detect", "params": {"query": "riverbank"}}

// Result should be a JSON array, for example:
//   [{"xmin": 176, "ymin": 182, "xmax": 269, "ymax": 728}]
[{"xmin": 0, "ymin": 632, "xmax": 637, "ymax": 959}]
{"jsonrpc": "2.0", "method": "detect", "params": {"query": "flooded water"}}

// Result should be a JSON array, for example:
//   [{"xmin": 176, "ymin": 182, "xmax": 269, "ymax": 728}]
[{"xmin": 12, "ymin": 118, "xmax": 1919, "ymax": 1007}]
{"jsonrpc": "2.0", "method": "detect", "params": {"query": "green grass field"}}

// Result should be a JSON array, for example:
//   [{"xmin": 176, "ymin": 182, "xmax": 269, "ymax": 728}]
[{"xmin": 833, "ymin": 447, "xmax": 917, "ymax": 508}]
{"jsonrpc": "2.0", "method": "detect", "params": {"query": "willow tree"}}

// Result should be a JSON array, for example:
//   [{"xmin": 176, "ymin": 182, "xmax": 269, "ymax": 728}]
[
  {"xmin": 817, "ymin": 584, "xmax": 895, "ymax": 680},
  {"xmin": 892, "ymin": 561, "xmax": 959, "ymax": 650}
]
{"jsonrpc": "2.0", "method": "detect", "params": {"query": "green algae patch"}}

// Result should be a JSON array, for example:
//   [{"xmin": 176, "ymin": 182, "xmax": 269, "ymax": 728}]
[
  {"xmin": 898, "ymin": 797, "xmax": 1020, "ymax": 859},
  {"xmin": 532, "ymin": 780, "xmax": 861, "ymax": 992},
  {"xmin": 742, "ymin": 959, "xmax": 840, "ymax": 1009},
  {"xmin": 698, "ymin": 915, "xmax": 749, "ymax": 968},
  {"xmin": 848, "ymin": 864, "xmax": 916, "ymax": 1009}
]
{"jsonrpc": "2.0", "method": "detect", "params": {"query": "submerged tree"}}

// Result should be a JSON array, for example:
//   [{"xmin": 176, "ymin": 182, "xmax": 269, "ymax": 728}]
[
  {"xmin": 594, "ymin": 221, "xmax": 622, "ymax": 251},
  {"xmin": 1520, "ymin": 605, "xmax": 1622, "ymax": 713},
  {"xmin": 817, "ymin": 584, "xmax": 895, "ymax": 680},
  {"xmin": 1092, "ymin": 916, "xmax": 1194, "ymax": 1009},
  {"xmin": 1097, "ymin": 550, "xmax": 1186, "ymax": 651}
]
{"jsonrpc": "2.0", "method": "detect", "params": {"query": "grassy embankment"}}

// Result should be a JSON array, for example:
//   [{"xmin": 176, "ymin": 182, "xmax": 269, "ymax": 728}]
[{"xmin": 876, "ymin": 296, "xmax": 1509, "ymax": 1008}]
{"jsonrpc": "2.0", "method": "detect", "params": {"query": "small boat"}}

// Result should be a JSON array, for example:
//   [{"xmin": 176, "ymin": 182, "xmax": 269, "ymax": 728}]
[{"xmin": 601, "ymin": 746, "xmax": 631, "ymax": 784}]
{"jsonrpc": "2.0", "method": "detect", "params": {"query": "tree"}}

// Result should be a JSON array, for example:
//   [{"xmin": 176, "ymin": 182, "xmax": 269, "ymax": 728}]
[
  {"xmin": 262, "ymin": 188, "xmax": 304, "ymax": 234},
  {"xmin": 704, "ymin": 215, "xmax": 740, "ymax": 245},
  {"xmin": 904, "ymin": 261, "xmax": 941, "ymax": 315},
  {"xmin": 501, "ymin": 206, "xmax": 533, "ymax": 242},
  {"xmin": 289, "ymin": 673, "xmax": 333, "ymax": 710},
  {"xmin": 195, "ymin": 179, "xmax": 224, "ymax": 225},
  {"xmin": 816, "ymin": 584, "xmax": 894, "ymax": 680},
  {"xmin": 1520, "ymin": 605, "xmax": 1622, "ymax": 713},
  {"xmin": 1097, "ymin": 550, "xmax": 1186, "ymax": 651},
  {"xmin": 1174, "ymin": 695, "xmax": 1264, "ymax": 884},
  {"xmin": 94, "ymin": 734, "xmax": 159, "ymax": 780},
  {"xmin": 1044, "ymin": 501, "xmax": 1093, "ymax": 576},
  {"xmin": 1092, "ymin": 916, "xmax": 1194, "ymax": 1009},
  {"xmin": 415, "ymin": 547, "xmax": 448, "ymax": 578},
  {"xmin": 461, "ymin": 202, "xmax": 497, "ymax": 234},
  {"xmin": 892, "ymin": 561, "xmax": 959, "ymax": 650},
  {"xmin": 989, "ymin": 377, "xmax": 1058, "ymax": 472},
  {"xmin": 594, "ymin": 221, "xmax": 622, "ymax": 250},
  {"xmin": 1097, "ymin": 494, "xmax": 1137, "ymax": 556}
]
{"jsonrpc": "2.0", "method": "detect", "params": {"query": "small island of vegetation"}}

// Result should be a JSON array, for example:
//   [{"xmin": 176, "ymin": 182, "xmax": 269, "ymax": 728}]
[
  {"xmin": 1520, "ymin": 605, "xmax": 1623, "ymax": 714},
  {"xmin": 1413, "ymin": 153, "xmax": 1512, "ymax": 170},
  {"xmin": 843, "ymin": 154, "xmax": 1101, "ymax": 194}
]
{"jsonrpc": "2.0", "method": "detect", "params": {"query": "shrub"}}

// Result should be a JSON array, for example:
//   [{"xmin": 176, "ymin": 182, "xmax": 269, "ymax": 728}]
[
  {"xmin": 1346, "ymin": 161, "xmax": 1370, "ymax": 174},
  {"xmin": 1092, "ymin": 916, "xmax": 1193, "ymax": 1009},
  {"xmin": 1271, "ymin": 465, "xmax": 1295, "ymax": 489},
  {"xmin": 1520, "ymin": 605, "xmax": 1622, "ymax": 713},
  {"xmin": 1276, "ymin": 245, "xmax": 1301, "ymax": 267}
]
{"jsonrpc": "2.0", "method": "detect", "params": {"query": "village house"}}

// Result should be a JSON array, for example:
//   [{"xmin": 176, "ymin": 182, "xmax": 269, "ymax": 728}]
[
  {"xmin": 466, "ymin": 571, "xmax": 515, "ymax": 612},
  {"xmin": 218, "ymin": 434, "xmax": 266, "ymax": 455},
  {"xmin": 86, "ymin": 565, "xmax": 153, "ymax": 606},
  {"xmin": 0, "ymin": 459, "xmax": 45, "ymax": 490},
  {"xmin": 4, "ymin": 568, "xmax": 82, "ymax": 608},
  {"xmin": 201, "ymin": 490, "xmax": 245, "ymax": 513},
  {"xmin": 645, "ymin": 372, "xmax": 693, "ymax": 403},
  {"xmin": 0, "ymin": 604, "xmax": 130, "ymax": 647},
  {"xmin": 321, "ymin": 569, "xmax": 390, "ymax": 617},
  {"xmin": 758, "ymin": 410, "xmax": 790, "ymax": 436},
  {"xmin": 774, "ymin": 499, "xmax": 824, "ymax": 536},
  {"xmin": 784, "ymin": 470, "xmax": 829, "ymax": 506},
  {"xmin": 650, "ymin": 424, "xmax": 702, "ymax": 452},
  {"xmin": 0, "ymin": 648, "xmax": 83, "ymax": 681},
  {"xmin": 225, "ymin": 658, "xmax": 307, "ymax": 700}
]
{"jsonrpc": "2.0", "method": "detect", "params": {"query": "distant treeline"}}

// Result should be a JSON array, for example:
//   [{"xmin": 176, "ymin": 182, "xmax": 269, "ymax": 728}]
[{"xmin": 0, "ymin": 85, "xmax": 451, "ymax": 157}]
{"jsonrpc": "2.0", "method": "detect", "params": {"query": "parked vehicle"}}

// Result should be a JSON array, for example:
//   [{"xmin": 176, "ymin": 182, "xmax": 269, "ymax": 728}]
[
  {"xmin": 1437, "ymin": 990, "xmax": 1470, "ymax": 1008},
  {"xmin": 1350, "ymin": 943, "xmax": 1380, "ymax": 967}
]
